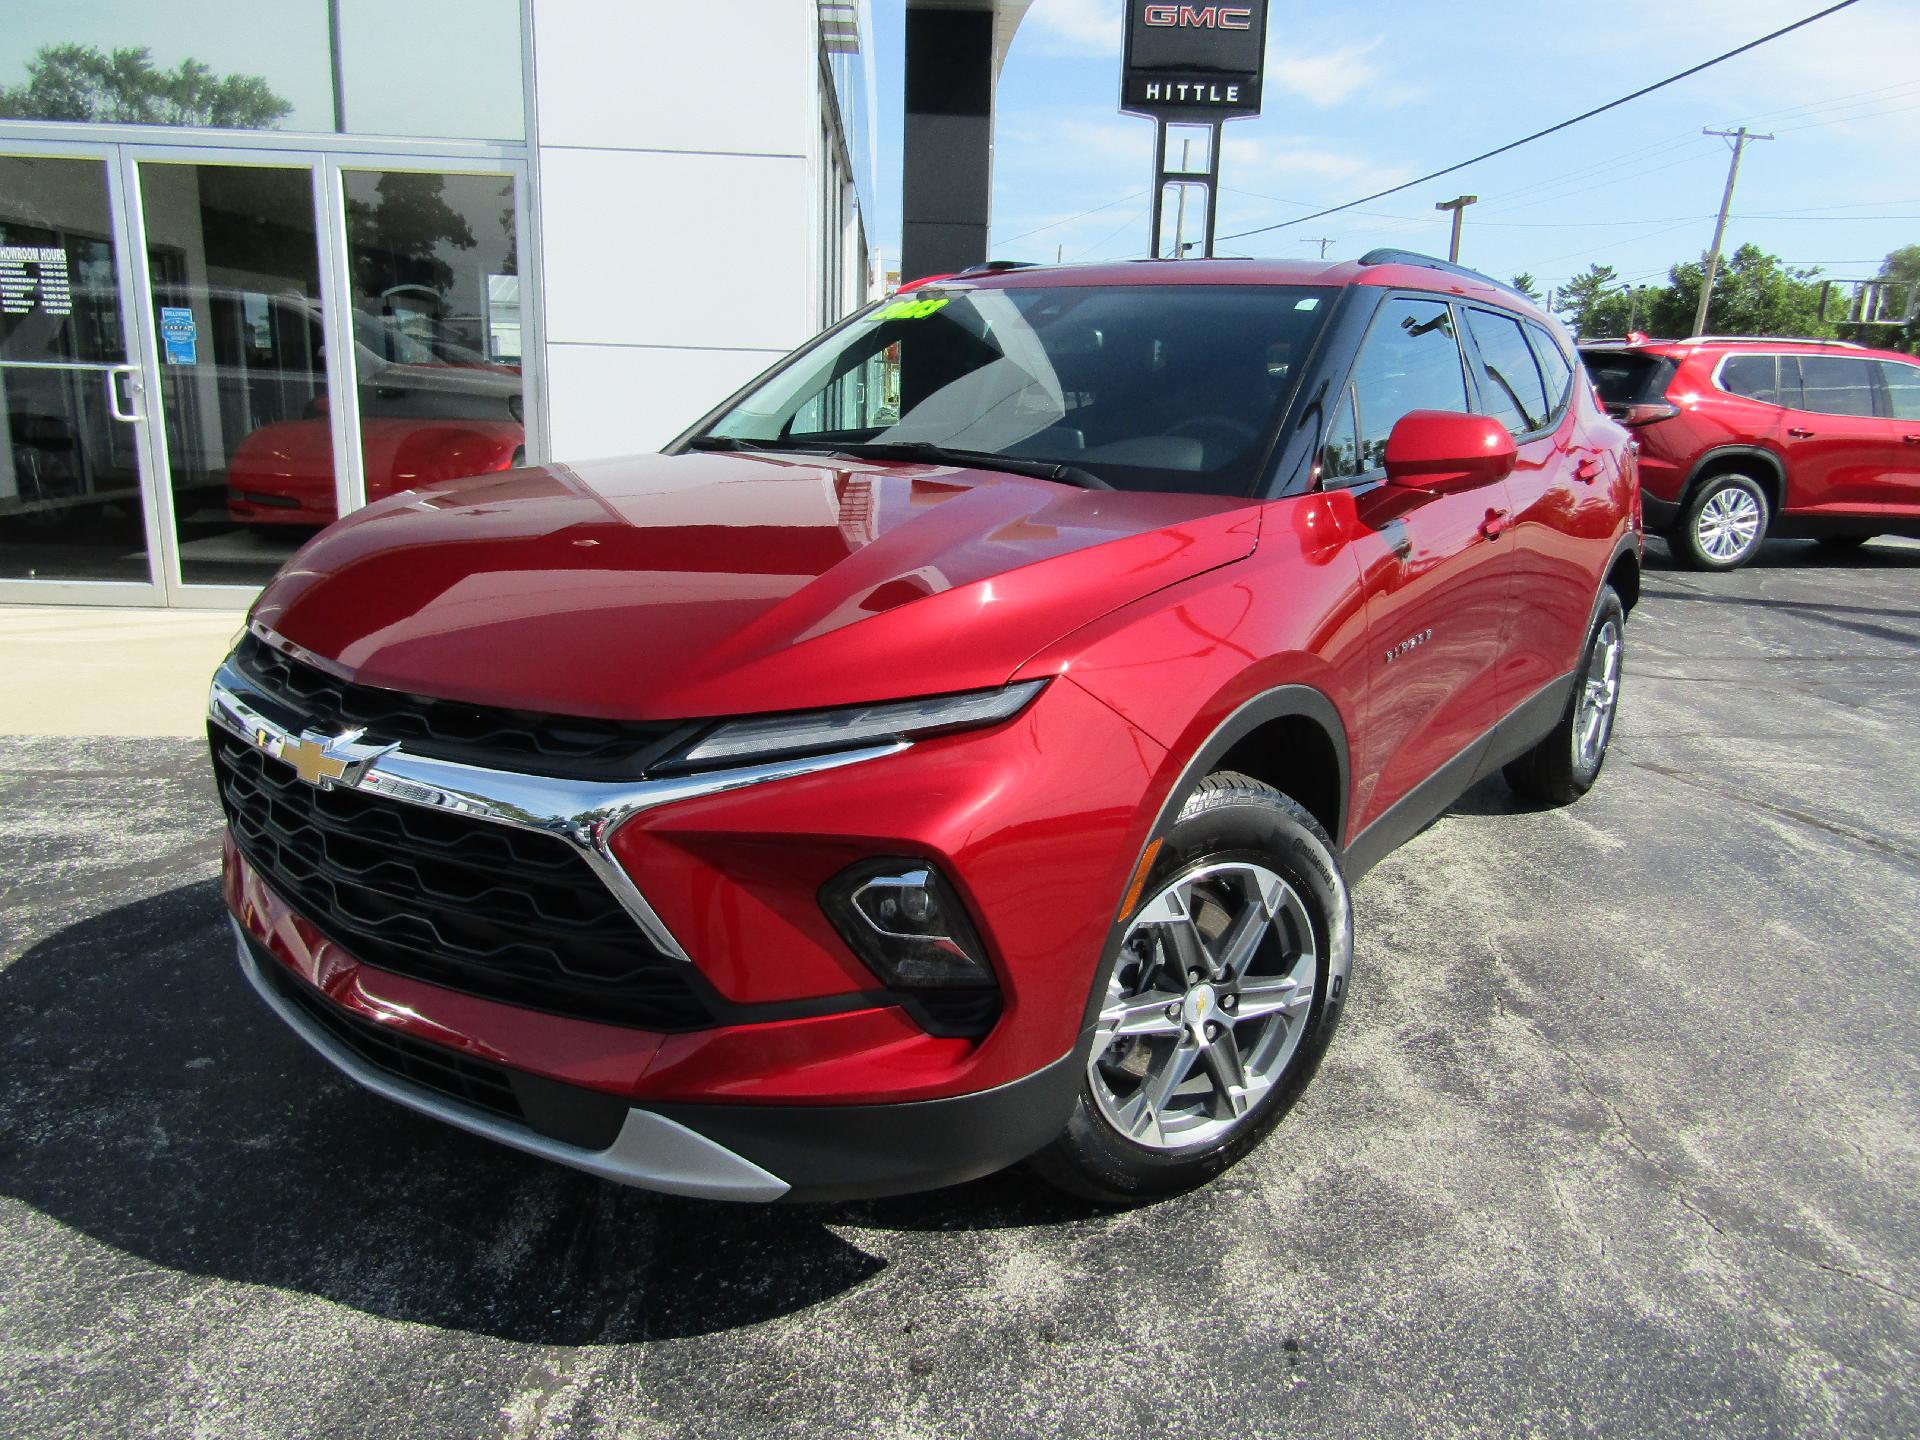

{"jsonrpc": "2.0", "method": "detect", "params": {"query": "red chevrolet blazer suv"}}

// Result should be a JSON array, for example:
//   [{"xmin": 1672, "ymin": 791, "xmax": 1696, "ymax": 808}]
[
  {"xmin": 1580, "ymin": 334, "xmax": 1920, "ymax": 569},
  {"xmin": 209, "ymin": 251, "xmax": 1641, "ymax": 1203}
]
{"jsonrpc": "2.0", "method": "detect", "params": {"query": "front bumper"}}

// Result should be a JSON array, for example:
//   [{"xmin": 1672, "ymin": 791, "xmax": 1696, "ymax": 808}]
[{"xmin": 234, "ymin": 921, "xmax": 1080, "ymax": 1202}]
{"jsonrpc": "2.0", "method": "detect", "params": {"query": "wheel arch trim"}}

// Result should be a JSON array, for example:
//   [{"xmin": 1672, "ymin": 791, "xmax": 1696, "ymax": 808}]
[
  {"xmin": 1684, "ymin": 444, "xmax": 1786, "ymax": 513},
  {"xmin": 1071, "ymin": 683, "xmax": 1352, "ymax": 1041}
]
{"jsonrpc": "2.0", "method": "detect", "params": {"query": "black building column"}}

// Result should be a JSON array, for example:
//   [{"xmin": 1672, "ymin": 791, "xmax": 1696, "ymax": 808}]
[{"xmin": 901, "ymin": 7, "xmax": 995, "ymax": 280}]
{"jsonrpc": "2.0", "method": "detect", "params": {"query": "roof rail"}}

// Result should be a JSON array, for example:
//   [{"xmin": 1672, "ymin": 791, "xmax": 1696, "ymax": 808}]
[
  {"xmin": 1681, "ymin": 334, "xmax": 1865, "ymax": 348},
  {"xmin": 1356, "ymin": 248, "xmax": 1527, "ymax": 300}
]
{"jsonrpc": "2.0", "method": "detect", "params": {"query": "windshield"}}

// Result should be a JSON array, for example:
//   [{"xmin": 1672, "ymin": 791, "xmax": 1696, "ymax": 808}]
[{"xmin": 701, "ymin": 283, "xmax": 1336, "ymax": 495}]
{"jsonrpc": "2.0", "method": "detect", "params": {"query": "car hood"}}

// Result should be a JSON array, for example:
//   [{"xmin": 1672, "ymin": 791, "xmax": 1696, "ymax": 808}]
[{"xmin": 253, "ymin": 450, "xmax": 1261, "ymax": 720}]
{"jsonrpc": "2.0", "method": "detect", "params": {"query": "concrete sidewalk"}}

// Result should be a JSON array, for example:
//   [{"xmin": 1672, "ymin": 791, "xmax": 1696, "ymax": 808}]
[{"xmin": 1, "ymin": 606, "xmax": 240, "ymax": 737}]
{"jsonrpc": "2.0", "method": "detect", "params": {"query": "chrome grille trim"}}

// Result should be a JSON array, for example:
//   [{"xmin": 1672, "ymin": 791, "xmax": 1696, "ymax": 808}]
[{"xmin": 209, "ymin": 656, "xmax": 906, "ymax": 967}]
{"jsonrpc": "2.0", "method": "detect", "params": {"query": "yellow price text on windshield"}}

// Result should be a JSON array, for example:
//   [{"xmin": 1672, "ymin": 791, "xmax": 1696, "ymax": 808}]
[{"xmin": 875, "ymin": 296, "xmax": 950, "ymax": 322}]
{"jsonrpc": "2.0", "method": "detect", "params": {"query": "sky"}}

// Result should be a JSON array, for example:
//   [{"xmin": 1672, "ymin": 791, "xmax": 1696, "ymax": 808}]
[{"xmin": 871, "ymin": 0, "xmax": 1920, "ymax": 303}]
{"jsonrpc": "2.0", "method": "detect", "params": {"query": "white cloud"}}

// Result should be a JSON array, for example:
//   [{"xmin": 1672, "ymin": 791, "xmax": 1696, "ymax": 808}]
[
  {"xmin": 1020, "ymin": 0, "xmax": 1122, "ymax": 56},
  {"xmin": 1264, "ymin": 40, "xmax": 1388, "ymax": 109}
]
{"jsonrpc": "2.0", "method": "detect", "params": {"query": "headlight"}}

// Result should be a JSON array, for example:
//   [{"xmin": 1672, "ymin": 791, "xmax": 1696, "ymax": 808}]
[{"xmin": 673, "ymin": 679, "xmax": 1046, "ymax": 769}]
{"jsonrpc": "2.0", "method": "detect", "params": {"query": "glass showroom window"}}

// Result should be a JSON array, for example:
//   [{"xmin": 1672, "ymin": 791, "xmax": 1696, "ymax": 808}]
[
  {"xmin": 341, "ymin": 169, "xmax": 526, "ymax": 511},
  {"xmin": 0, "ymin": 1, "xmax": 524, "ymax": 141}
]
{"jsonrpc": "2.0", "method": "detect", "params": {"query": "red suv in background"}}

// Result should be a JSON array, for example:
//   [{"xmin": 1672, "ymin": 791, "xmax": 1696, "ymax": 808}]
[
  {"xmin": 1582, "ymin": 335, "xmax": 1920, "ymax": 569},
  {"xmin": 209, "ymin": 251, "xmax": 1640, "ymax": 1203}
]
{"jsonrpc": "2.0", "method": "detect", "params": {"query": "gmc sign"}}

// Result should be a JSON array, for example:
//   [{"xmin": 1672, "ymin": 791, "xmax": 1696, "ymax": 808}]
[{"xmin": 1122, "ymin": 0, "xmax": 1268, "ymax": 118}]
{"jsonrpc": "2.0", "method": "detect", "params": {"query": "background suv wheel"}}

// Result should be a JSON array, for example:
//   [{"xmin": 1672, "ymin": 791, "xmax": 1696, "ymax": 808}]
[
  {"xmin": 1031, "ymin": 773, "xmax": 1351, "ymax": 1204},
  {"xmin": 1675, "ymin": 472, "xmax": 1770, "ymax": 570}
]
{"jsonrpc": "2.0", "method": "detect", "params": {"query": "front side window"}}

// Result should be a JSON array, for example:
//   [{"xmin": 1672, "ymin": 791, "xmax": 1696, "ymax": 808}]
[
  {"xmin": 1795, "ymin": 354, "xmax": 1880, "ymax": 417},
  {"xmin": 1320, "ymin": 388, "xmax": 1360, "ymax": 484},
  {"xmin": 1349, "ymin": 297, "xmax": 1469, "ymax": 471},
  {"xmin": 1719, "ymin": 354, "xmax": 1781, "ymax": 404},
  {"xmin": 1466, "ymin": 307, "xmax": 1550, "ymax": 436},
  {"xmin": 1878, "ymin": 359, "xmax": 1920, "ymax": 420},
  {"xmin": 704, "ymin": 284, "xmax": 1336, "ymax": 496}
]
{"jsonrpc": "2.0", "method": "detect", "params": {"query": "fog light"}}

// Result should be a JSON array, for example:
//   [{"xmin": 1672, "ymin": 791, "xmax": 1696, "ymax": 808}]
[{"xmin": 821, "ymin": 859, "xmax": 995, "ymax": 990}]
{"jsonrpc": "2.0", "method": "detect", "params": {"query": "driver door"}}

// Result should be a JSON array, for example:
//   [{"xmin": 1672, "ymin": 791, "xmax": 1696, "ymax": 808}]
[{"xmin": 1323, "ymin": 295, "xmax": 1515, "ymax": 834}]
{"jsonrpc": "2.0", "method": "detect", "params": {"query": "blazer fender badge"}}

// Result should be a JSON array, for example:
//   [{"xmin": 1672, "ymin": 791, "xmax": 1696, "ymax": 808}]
[{"xmin": 1384, "ymin": 628, "xmax": 1434, "ymax": 665}]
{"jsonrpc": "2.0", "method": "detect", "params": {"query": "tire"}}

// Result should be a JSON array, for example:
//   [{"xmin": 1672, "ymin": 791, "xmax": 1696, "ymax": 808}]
[
  {"xmin": 1030, "ymin": 773, "xmax": 1352, "ymax": 1204},
  {"xmin": 1504, "ymin": 588, "xmax": 1626, "ymax": 806},
  {"xmin": 1673, "ymin": 471, "xmax": 1769, "ymax": 570}
]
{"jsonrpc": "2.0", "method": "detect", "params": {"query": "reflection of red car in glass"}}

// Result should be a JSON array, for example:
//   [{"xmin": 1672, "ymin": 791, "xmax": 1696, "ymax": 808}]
[{"xmin": 227, "ymin": 343, "xmax": 524, "ymax": 526}]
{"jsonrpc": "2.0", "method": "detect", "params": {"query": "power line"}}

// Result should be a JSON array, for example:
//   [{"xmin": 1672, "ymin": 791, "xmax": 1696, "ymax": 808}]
[
  {"xmin": 992, "ymin": 190, "xmax": 1145, "ymax": 247},
  {"xmin": 1219, "ymin": 0, "xmax": 1862, "ymax": 243}
]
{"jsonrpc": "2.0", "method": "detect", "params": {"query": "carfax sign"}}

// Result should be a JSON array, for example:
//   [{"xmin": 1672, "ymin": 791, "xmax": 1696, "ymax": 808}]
[{"xmin": 1121, "ymin": 2, "xmax": 1271, "ymax": 119}]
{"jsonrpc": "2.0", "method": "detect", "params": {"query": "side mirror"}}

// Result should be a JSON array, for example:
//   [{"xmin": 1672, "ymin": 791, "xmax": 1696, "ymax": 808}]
[{"xmin": 1383, "ymin": 411, "xmax": 1516, "ymax": 494}]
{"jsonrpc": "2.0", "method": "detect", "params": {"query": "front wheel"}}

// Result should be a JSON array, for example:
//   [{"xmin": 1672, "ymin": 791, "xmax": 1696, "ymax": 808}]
[
  {"xmin": 1674, "ymin": 472, "xmax": 1769, "ymax": 570},
  {"xmin": 1030, "ymin": 773, "xmax": 1352, "ymax": 1204},
  {"xmin": 1505, "ymin": 588, "xmax": 1626, "ymax": 806}
]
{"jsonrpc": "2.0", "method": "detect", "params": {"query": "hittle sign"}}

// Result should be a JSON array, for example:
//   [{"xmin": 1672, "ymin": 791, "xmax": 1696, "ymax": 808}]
[
  {"xmin": 1120, "ymin": 0, "xmax": 1271, "ymax": 259},
  {"xmin": 1121, "ymin": 2, "xmax": 1269, "ymax": 120}
]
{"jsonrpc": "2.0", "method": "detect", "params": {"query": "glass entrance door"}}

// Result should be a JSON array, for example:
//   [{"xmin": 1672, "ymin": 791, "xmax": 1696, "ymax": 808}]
[
  {"xmin": 0, "ymin": 148, "xmax": 160, "ymax": 596},
  {"xmin": 134, "ymin": 156, "xmax": 337, "ymax": 591},
  {"xmin": 0, "ymin": 140, "xmax": 532, "ymax": 607}
]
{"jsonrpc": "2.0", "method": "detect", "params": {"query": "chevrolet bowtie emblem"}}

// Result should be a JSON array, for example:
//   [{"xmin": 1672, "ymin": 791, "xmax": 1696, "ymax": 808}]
[{"xmin": 258, "ymin": 726, "xmax": 393, "ymax": 789}]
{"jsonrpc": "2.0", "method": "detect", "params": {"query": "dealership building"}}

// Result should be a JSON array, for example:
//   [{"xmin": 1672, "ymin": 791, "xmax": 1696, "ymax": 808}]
[{"xmin": 0, "ymin": 0, "xmax": 895, "ymax": 608}]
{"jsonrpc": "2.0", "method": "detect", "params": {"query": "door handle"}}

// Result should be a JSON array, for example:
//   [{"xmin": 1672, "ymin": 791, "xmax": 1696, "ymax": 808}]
[
  {"xmin": 104, "ymin": 364, "xmax": 143, "ymax": 424},
  {"xmin": 1481, "ymin": 507, "xmax": 1512, "ymax": 540},
  {"xmin": 1904, "ymin": 434, "xmax": 1920, "ymax": 445},
  {"xmin": 1787, "ymin": 427, "xmax": 1815, "ymax": 439},
  {"xmin": 1575, "ymin": 456, "xmax": 1602, "ymax": 483}
]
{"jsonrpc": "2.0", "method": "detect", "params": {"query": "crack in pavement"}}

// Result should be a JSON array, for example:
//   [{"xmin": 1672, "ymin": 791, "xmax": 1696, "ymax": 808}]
[
  {"xmin": 1492, "ymin": 978, "xmax": 1919, "ymax": 1313},
  {"xmin": 1626, "ymin": 760, "xmax": 1920, "ymax": 868}
]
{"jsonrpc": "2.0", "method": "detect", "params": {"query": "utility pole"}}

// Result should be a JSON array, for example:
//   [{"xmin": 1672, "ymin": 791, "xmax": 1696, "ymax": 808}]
[
  {"xmin": 1435, "ymin": 195, "xmax": 1477, "ymax": 263},
  {"xmin": 1692, "ymin": 126, "xmax": 1773, "ymax": 336},
  {"xmin": 1171, "ymin": 137, "xmax": 1192, "ymax": 259},
  {"xmin": 1304, "ymin": 237, "xmax": 1334, "ymax": 259}
]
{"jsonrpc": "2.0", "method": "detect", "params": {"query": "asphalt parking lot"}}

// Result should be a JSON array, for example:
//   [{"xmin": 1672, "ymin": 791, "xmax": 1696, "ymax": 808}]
[{"xmin": 3, "ymin": 537, "xmax": 1917, "ymax": 1440}]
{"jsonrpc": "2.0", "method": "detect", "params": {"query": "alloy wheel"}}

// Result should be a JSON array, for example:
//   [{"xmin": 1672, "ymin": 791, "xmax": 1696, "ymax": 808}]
[
  {"xmin": 1695, "ymin": 484, "xmax": 1763, "ymax": 562},
  {"xmin": 1089, "ymin": 861, "xmax": 1318, "ymax": 1151},
  {"xmin": 1574, "ymin": 617, "xmax": 1622, "ymax": 771}
]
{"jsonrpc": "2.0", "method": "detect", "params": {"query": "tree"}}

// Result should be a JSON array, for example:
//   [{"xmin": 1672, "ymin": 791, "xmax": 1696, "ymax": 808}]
[
  {"xmin": 0, "ymin": 44, "xmax": 290, "ymax": 129},
  {"xmin": 1645, "ymin": 245, "xmax": 1831, "ymax": 339},
  {"xmin": 1553, "ymin": 264, "xmax": 1632, "ymax": 336},
  {"xmin": 1510, "ymin": 272, "xmax": 1543, "ymax": 305},
  {"xmin": 1854, "ymin": 245, "xmax": 1919, "ymax": 354}
]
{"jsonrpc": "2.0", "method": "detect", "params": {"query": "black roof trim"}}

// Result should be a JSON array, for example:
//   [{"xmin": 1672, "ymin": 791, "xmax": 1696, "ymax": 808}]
[{"xmin": 1357, "ymin": 248, "xmax": 1528, "ymax": 302}]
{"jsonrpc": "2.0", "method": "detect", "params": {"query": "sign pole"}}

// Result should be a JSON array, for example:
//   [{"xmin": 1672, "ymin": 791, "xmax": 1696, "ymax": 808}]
[{"xmin": 1119, "ymin": 1, "xmax": 1270, "ymax": 260}]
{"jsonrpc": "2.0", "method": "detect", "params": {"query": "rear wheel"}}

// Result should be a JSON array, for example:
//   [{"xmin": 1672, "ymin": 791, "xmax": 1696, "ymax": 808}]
[
  {"xmin": 1505, "ymin": 588, "xmax": 1626, "ymax": 806},
  {"xmin": 1031, "ymin": 773, "xmax": 1351, "ymax": 1204},
  {"xmin": 1674, "ymin": 472, "xmax": 1769, "ymax": 570}
]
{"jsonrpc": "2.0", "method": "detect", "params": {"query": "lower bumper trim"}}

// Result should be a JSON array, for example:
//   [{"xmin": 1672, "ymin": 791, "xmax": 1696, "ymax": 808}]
[{"xmin": 232, "ymin": 920, "xmax": 791, "ymax": 1202}]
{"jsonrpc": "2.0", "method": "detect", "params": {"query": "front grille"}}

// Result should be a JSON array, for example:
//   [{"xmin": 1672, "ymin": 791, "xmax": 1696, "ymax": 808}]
[
  {"xmin": 233, "ymin": 633, "xmax": 692, "ymax": 779},
  {"xmin": 261, "ymin": 954, "xmax": 526, "ymax": 1123},
  {"xmin": 213, "ymin": 727, "xmax": 715, "ymax": 1030}
]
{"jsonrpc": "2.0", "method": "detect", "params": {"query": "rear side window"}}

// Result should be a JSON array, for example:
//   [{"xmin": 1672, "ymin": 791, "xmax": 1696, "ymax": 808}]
[
  {"xmin": 1466, "ymin": 308, "xmax": 1550, "ymax": 435},
  {"xmin": 1719, "ymin": 354, "xmax": 1781, "ymax": 403},
  {"xmin": 1795, "ymin": 355, "xmax": 1880, "ymax": 417},
  {"xmin": 1878, "ymin": 359, "xmax": 1920, "ymax": 420},
  {"xmin": 1525, "ymin": 322, "xmax": 1575, "ymax": 415},
  {"xmin": 1583, "ymin": 350, "xmax": 1672, "ymax": 407},
  {"xmin": 1350, "ymin": 297, "xmax": 1470, "ymax": 471}
]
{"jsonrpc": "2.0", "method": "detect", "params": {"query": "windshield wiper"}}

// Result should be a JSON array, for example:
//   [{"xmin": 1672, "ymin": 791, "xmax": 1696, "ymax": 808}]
[
  {"xmin": 686, "ymin": 435, "xmax": 784, "ymax": 452},
  {"xmin": 826, "ymin": 441, "xmax": 1112, "ymax": 491}
]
